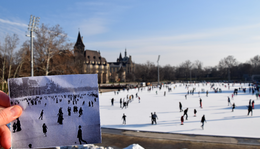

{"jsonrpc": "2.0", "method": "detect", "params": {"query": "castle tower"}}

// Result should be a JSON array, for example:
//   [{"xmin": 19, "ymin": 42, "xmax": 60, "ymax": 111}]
[{"xmin": 74, "ymin": 32, "xmax": 85, "ymax": 57}]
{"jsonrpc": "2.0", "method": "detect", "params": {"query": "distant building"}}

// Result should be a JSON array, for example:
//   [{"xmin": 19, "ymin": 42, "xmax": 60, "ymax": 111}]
[
  {"xmin": 108, "ymin": 49, "xmax": 135, "ymax": 82},
  {"xmin": 74, "ymin": 32, "xmax": 109, "ymax": 83}
]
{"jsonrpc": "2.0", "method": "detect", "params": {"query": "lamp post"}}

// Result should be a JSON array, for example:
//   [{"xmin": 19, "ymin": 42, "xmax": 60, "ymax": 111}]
[
  {"xmin": 157, "ymin": 55, "xmax": 160, "ymax": 85},
  {"xmin": 26, "ymin": 15, "xmax": 40, "ymax": 76}
]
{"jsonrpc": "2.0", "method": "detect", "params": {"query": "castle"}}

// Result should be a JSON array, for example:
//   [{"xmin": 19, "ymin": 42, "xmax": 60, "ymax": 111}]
[{"xmin": 74, "ymin": 32, "xmax": 135, "ymax": 83}]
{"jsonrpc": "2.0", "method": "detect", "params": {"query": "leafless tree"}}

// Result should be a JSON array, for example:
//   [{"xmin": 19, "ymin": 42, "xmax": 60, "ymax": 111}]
[
  {"xmin": 218, "ymin": 55, "xmax": 238, "ymax": 80},
  {"xmin": 6, "ymin": 34, "xmax": 19, "ymax": 80},
  {"xmin": 34, "ymin": 24, "xmax": 72, "ymax": 76},
  {"xmin": 0, "ymin": 34, "xmax": 19, "ymax": 89},
  {"xmin": 193, "ymin": 60, "xmax": 203, "ymax": 80}
]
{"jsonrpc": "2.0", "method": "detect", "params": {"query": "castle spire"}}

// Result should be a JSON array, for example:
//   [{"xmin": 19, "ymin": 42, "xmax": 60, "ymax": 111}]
[
  {"xmin": 119, "ymin": 53, "xmax": 122, "ymax": 60},
  {"xmin": 125, "ymin": 48, "xmax": 127, "ymax": 57},
  {"xmin": 75, "ymin": 31, "xmax": 85, "ymax": 47}
]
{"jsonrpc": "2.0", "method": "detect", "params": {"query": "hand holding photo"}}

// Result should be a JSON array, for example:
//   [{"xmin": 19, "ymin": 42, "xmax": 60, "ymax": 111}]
[{"xmin": 8, "ymin": 74, "xmax": 101, "ymax": 149}]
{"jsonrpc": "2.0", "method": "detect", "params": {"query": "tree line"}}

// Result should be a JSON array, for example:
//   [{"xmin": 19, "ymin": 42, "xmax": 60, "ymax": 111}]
[
  {"xmin": 0, "ymin": 23, "xmax": 259, "ymax": 88},
  {"xmin": 130, "ymin": 55, "xmax": 260, "ymax": 82}
]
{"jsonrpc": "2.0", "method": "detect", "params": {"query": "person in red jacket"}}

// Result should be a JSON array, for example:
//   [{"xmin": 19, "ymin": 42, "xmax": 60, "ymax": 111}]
[{"xmin": 181, "ymin": 116, "xmax": 184, "ymax": 125}]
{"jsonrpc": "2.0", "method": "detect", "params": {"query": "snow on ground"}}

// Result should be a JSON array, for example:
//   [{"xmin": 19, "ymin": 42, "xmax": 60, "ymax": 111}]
[{"xmin": 99, "ymin": 83, "xmax": 260, "ymax": 138}]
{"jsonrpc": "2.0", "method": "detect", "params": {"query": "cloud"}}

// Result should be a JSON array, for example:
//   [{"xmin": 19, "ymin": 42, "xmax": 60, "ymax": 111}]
[
  {"xmin": 88, "ymin": 23, "xmax": 260, "ymax": 67},
  {"xmin": 0, "ymin": 18, "xmax": 27, "ymax": 27}
]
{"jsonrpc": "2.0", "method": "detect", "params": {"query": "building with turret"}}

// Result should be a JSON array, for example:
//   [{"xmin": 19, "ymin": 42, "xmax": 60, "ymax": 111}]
[
  {"xmin": 108, "ymin": 49, "xmax": 135, "ymax": 82},
  {"xmin": 74, "ymin": 32, "xmax": 109, "ymax": 83}
]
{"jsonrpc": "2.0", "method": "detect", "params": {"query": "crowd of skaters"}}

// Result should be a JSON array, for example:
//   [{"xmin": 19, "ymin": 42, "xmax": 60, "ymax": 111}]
[
  {"xmin": 109, "ymin": 82, "xmax": 260, "ymax": 130},
  {"xmin": 11, "ymin": 91, "xmax": 98, "ymax": 147}
]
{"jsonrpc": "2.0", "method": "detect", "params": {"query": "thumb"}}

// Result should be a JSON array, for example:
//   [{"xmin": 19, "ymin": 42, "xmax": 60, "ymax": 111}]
[{"xmin": 0, "ymin": 105, "xmax": 23, "ymax": 126}]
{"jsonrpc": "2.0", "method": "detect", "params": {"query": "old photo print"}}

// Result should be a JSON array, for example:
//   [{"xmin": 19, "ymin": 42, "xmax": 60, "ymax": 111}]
[{"xmin": 8, "ymin": 74, "xmax": 101, "ymax": 148}]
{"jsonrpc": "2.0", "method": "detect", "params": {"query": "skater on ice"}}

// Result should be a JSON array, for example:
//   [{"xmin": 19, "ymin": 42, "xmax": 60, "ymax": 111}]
[
  {"xmin": 181, "ymin": 115, "xmax": 184, "ymax": 125},
  {"xmin": 77, "ymin": 125, "xmax": 87, "ymax": 144},
  {"xmin": 38, "ymin": 110, "xmax": 44, "ymax": 120},
  {"xmin": 183, "ymin": 108, "xmax": 188, "ymax": 120},
  {"xmin": 122, "ymin": 113, "xmax": 127, "ymax": 124},
  {"xmin": 201, "ymin": 115, "xmax": 206, "ymax": 129},
  {"xmin": 42, "ymin": 123, "xmax": 48, "ymax": 137},
  {"xmin": 179, "ymin": 102, "xmax": 183, "ymax": 112}
]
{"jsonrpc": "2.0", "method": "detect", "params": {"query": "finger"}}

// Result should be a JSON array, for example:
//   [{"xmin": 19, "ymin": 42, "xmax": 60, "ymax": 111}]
[
  {"xmin": 0, "ymin": 105, "xmax": 22, "ymax": 126},
  {"xmin": 0, "ymin": 91, "xmax": 10, "ymax": 107},
  {"xmin": 0, "ymin": 125, "xmax": 11, "ymax": 149}
]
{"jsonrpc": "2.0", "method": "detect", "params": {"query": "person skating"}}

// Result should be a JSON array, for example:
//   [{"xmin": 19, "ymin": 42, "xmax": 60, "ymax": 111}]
[
  {"xmin": 200, "ymin": 98, "xmax": 202, "ymax": 108},
  {"xmin": 150, "ymin": 113, "xmax": 154, "ymax": 124},
  {"xmin": 194, "ymin": 109, "xmax": 197, "ymax": 117},
  {"xmin": 228, "ymin": 97, "xmax": 231, "ymax": 106},
  {"xmin": 181, "ymin": 115, "xmax": 184, "ymax": 125},
  {"xmin": 183, "ymin": 108, "xmax": 188, "ymax": 120},
  {"xmin": 252, "ymin": 100, "xmax": 255, "ymax": 109},
  {"xmin": 77, "ymin": 125, "xmax": 87, "ymax": 144},
  {"xmin": 67, "ymin": 106, "xmax": 71, "ymax": 116},
  {"xmin": 79, "ymin": 107, "xmax": 83, "ymax": 117},
  {"xmin": 42, "ymin": 123, "xmax": 47, "ymax": 137},
  {"xmin": 120, "ymin": 98, "xmax": 122, "ymax": 108},
  {"xmin": 16, "ymin": 118, "xmax": 22, "ymax": 132},
  {"xmin": 232, "ymin": 103, "xmax": 235, "ymax": 112},
  {"xmin": 38, "ymin": 110, "xmax": 44, "ymax": 120},
  {"xmin": 179, "ymin": 102, "xmax": 183, "ymax": 112},
  {"xmin": 12, "ymin": 122, "xmax": 16, "ymax": 133},
  {"xmin": 152, "ymin": 112, "xmax": 158, "ymax": 124},
  {"xmin": 111, "ymin": 98, "xmax": 114, "ymax": 106},
  {"xmin": 122, "ymin": 113, "xmax": 127, "ymax": 124},
  {"xmin": 248, "ymin": 105, "xmax": 253, "ymax": 116},
  {"xmin": 201, "ymin": 115, "xmax": 206, "ymax": 129}
]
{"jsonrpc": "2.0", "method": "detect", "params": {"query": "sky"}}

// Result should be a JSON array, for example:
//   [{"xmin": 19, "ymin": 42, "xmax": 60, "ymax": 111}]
[{"xmin": 1, "ymin": 0, "xmax": 260, "ymax": 67}]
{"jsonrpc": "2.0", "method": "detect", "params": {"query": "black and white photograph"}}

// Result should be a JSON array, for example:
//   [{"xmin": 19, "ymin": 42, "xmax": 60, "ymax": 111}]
[{"xmin": 8, "ymin": 74, "xmax": 101, "ymax": 149}]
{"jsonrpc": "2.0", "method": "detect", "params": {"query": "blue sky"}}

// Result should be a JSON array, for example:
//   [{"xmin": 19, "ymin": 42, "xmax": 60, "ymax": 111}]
[{"xmin": 1, "ymin": 0, "xmax": 260, "ymax": 67}]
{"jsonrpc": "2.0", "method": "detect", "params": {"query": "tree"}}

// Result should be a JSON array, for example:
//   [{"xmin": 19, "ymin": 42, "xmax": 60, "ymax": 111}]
[
  {"xmin": 193, "ymin": 60, "xmax": 203, "ymax": 80},
  {"xmin": 218, "ymin": 55, "xmax": 238, "ymax": 80},
  {"xmin": 180, "ymin": 60, "xmax": 193, "ymax": 81},
  {"xmin": 34, "ymin": 24, "xmax": 72, "ymax": 76},
  {"xmin": 0, "ymin": 34, "xmax": 19, "ymax": 90},
  {"xmin": 6, "ymin": 34, "xmax": 19, "ymax": 80},
  {"xmin": 13, "ymin": 41, "xmax": 31, "ymax": 77}
]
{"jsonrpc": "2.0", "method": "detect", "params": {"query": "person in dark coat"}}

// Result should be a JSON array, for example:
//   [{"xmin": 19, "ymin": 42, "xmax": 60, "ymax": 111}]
[
  {"xmin": 150, "ymin": 112, "xmax": 154, "ymax": 124},
  {"xmin": 248, "ymin": 105, "xmax": 253, "ymax": 116},
  {"xmin": 77, "ymin": 125, "xmax": 87, "ymax": 144},
  {"xmin": 68, "ymin": 107, "xmax": 71, "ymax": 116},
  {"xmin": 179, "ymin": 102, "xmax": 183, "ymax": 112},
  {"xmin": 232, "ymin": 103, "xmax": 235, "ymax": 112},
  {"xmin": 42, "ymin": 123, "xmax": 47, "ymax": 137},
  {"xmin": 183, "ymin": 108, "xmax": 188, "ymax": 120},
  {"xmin": 122, "ymin": 113, "xmax": 127, "ymax": 124},
  {"xmin": 200, "ymin": 98, "xmax": 202, "ymax": 108},
  {"xmin": 228, "ymin": 97, "xmax": 231, "ymax": 106},
  {"xmin": 79, "ymin": 107, "xmax": 83, "ymax": 117},
  {"xmin": 194, "ymin": 109, "xmax": 197, "ymax": 117},
  {"xmin": 16, "ymin": 118, "xmax": 22, "ymax": 132},
  {"xmin": 12, "ymin": 122, "xmax": 17, "ymax": 133},
  {"xmin": 38, "ymin": 110, "xmax": 44, "ymax": 120},
  {"xmin": 201, "ymin": 115, "xmax": 206, "ymax": 129},
  {"xmin": 111, "ymin": 98, "xmax": 114, "ymax": 106},
  {"xmin": 120, "ymin": 98, "xmax": 122, "ymax": 108},
  {"xmin": 152, "ymin": 112, "xmax": 158, "ymax": 124}
]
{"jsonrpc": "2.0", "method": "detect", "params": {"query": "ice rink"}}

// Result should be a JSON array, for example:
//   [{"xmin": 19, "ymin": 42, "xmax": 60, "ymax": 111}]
[{"xmin": 99, "ymin": 83, "xmax": 260, "ymax": 138}]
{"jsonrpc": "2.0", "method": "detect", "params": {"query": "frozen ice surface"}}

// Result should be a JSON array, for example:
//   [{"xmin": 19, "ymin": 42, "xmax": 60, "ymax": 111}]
[{"xmin": 100, "ymin": 83, "xmax": 260, "ymax": 138}]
